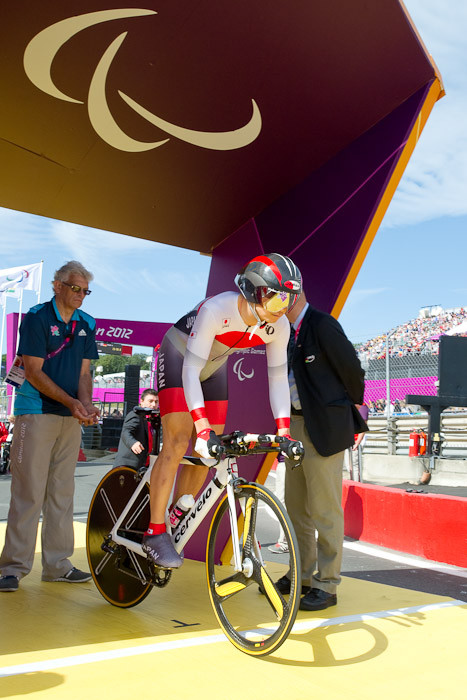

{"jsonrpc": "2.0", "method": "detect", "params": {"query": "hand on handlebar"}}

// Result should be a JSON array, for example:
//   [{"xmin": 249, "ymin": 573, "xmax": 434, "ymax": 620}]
[
  {"xmin": 195, "ymin": 428, "xmax": 225, "ymax": 459},
  {"xmin": 276, "ymin": 434, "xmax": 304, "ymax": 465}
]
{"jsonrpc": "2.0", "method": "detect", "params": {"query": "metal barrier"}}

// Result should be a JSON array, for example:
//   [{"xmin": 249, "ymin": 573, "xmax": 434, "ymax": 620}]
[
  {"xmin": 0, "ymin": 381, "xmax": 9, "ymax": 420},
  {"xmin": 100, "ymin": 417, "xmax": 123, "ymax": 449},
  {"xmin": 363, "ymin": 412, "xmax": 467, "ymax": 458},
  {"xmin": 81, "ymin": 424, "xmax": 102, "ymax": 449}
]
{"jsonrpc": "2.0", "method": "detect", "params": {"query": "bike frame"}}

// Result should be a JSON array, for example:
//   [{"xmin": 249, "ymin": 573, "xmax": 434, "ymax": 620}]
[{"xmin": 106, "ymin": 446, "xmax": 264, "ymax": 574}]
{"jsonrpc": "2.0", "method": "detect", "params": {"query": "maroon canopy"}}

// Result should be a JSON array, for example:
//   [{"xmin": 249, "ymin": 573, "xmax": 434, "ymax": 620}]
[{"xmin": 1, "ymin": 1, "xmax": 442, "ymax": 276}]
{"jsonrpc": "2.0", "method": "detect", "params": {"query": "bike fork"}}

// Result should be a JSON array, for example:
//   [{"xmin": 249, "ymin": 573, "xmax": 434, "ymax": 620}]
[{"xmin": 226, "ymin": 480, "xmax": 243, "ymax": 572}]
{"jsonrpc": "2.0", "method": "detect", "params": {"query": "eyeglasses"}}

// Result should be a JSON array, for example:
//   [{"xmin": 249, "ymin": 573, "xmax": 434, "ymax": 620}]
[{"xmin": 61, "ymin": 281, "xmax": 92, "ymax": 296}]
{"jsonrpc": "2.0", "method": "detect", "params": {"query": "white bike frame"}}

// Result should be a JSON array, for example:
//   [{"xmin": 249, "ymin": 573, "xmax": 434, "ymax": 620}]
[{"xmin": 106, "ymin": 433, "xmax": 276, "ymax": 574}]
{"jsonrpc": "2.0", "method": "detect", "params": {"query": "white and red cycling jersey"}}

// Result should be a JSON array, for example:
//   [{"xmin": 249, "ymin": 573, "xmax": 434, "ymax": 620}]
[{"xmin": 157, "ymin": 291, "xmax": 290, "ymax": 429}]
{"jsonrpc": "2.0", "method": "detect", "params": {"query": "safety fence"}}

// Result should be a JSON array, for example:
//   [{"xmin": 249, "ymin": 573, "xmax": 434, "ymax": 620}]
[
  {"xmin": 0, "ymin": 386, "xmax": 8, "ymax": 420},
  {"xmin": 359, "ymin": 348, "xmax": 439, "ymax": 408},
  {"xmin": 362, "ymin": 412, "xmax": 467, "ymax": 458}
]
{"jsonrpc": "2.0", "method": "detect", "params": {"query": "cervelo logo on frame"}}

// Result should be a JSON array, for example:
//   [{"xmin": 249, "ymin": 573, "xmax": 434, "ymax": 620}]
[
  {"xmin": 23, "ymin": 8, "xmax": 262, "ymax": 153},
  {"xmin": 233, "ymin": 357, "xmax": 254, "ymax": 382}
]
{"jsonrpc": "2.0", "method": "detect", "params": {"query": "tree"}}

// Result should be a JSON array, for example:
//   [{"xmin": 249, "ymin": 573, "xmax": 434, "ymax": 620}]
[{"xmin": 91, "ymin": 353, "xmax": 150, "ymax": 375}]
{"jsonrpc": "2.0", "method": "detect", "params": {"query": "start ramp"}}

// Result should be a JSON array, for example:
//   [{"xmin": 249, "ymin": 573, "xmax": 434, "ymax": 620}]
[{"xmin": 0, "ymin": 521, "xmax": 465, "ymax": 700}]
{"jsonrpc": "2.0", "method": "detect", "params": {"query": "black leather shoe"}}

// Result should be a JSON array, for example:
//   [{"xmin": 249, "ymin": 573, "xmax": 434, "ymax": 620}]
[
  {"xmin": 299, "ymin": 587, "xmax": 337, "ymax": 611},
  {"xmin": 259, "ymin": 574, "xmax": 310, "ymax": 596}
]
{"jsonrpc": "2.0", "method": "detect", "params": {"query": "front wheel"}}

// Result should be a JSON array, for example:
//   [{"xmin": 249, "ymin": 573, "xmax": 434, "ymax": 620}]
[{"xmin": 206, "ymin": 482, "xmax": 301, "ymax": 656}]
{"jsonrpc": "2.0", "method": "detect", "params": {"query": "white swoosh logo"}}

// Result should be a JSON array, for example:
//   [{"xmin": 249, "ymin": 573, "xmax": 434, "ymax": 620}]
[{"xmin": 23, "ymin": 8, "xmax": 262, "ymax": 153}]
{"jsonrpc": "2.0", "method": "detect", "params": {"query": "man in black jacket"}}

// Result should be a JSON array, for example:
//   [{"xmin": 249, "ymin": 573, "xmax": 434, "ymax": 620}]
[
  {"xmin": 282, "ymin": 292, "xmax": 367, "ymax": 611},
  {"xmin": 115, "ymin": 389, "xmax": 159, "ymax": 470}
]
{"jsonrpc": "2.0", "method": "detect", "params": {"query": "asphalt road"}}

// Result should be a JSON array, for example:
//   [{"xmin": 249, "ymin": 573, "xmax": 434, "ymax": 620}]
[{"xmin": 1, "ymin": 456, "xmax": 466, "ymax": 603}]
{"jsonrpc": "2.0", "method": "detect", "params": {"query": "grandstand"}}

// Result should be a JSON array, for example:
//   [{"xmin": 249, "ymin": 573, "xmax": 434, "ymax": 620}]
[
  {"xmin": 357, "ymin": 306, "xmax": 467, "ymax": 361},
  {"xmin": 357, "ymin": 306, "xmax": 467, "ymax": 412}
]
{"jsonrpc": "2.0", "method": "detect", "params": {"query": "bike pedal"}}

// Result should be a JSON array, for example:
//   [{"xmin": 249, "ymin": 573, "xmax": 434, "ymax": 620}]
[{"xmin": 150, "ymin": 567, "xmax": 172, "ymax": 587}]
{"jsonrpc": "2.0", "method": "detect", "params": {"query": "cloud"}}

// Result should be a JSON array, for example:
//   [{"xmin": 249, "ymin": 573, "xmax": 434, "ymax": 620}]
[
  {"xmin": 383, "ymin": 97, "xmax": 467, "ymax": 226},
  {"xmin": 139, "ymin": 267, "xmax": 209, "ymax": 298},
  {"xmin": 49, "ymin": 219, "xmax": 162, "ymax": 293},
  {"xmin": 382, "ymin": 0, "xmax": 467, "ymax": 228},
  {"xmin": 0, "ymin": 208, "xmax": 163, "ymax": 296},
  {"xmin": 0, "ymin": 207, "xmax": 51, "ymax": 254},
  {"xmin": 343, "ymin": 287, "xmax": 389, "ymax": 307},
  {"xmin": 0, "ymin": 204, "xmax": 210, "ymax": 318},
  {"xmin": 50, "ymin": 220, "xmax": 160, "ymax": 254}
]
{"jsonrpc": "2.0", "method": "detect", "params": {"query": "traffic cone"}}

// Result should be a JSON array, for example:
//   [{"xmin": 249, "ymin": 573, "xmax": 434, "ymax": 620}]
[{"xmin": 78, "ymin": 448, "xmax": 87, "ymax": 462}]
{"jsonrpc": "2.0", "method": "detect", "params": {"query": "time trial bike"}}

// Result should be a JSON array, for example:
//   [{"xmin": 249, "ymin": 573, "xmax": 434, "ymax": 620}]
[{"xmin": 86, "ymin": 411, "xmax": 304, "ymax": 656}]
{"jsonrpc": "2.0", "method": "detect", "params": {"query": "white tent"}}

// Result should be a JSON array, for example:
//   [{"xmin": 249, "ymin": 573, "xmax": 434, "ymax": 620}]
[{"xmin": 446, "ymin": 320, "xmax": 467, "ymax": 335}]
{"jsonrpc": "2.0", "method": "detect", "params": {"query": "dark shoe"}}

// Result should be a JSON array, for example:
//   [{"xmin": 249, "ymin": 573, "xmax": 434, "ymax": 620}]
[
  {"xmin": 299, "ymin": 587, "xmax": 337, "ymax": 611},
  {"xmin": 259, "ymin": 574, "xmax": 310, "ymax": 596},
  {"xmin": 46, "ymin": 567, "xmax": 92, "ymax": 583},
  {"xmin": 142, "ymin": 532, "xmax": 183, "ymax": 569},
  {"xmin": 0, "ymin": 575, "xmax": 19, "ymax": 592}
]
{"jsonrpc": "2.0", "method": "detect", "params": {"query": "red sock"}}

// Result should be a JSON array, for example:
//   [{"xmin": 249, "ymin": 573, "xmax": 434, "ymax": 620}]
[{"xmin": 146, "ymin": 522, "xmax": 166, "ymax": 536}]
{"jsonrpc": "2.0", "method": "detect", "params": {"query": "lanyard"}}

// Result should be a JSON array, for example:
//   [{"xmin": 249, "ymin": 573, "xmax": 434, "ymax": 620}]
[
  {"xmin": 45, "ymin": 321, "xmax": 77, "ymax": 360},
  {"xmin": 293, "ymin": 319, "xmax": 303, "ymax": 340},
  {"xmin": 146, "ymin": 420, "xmax": 154, "ymax": 465}
]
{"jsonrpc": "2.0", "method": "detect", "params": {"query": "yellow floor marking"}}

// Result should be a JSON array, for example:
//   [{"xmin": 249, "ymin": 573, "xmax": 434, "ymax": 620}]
[{"xmin": 1, "ymin": 522, "xmax": 466, "ymax": 699}]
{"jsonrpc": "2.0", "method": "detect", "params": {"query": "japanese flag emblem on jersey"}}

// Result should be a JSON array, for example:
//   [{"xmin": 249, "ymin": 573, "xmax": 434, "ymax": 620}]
[
  {"xmin": 190, "ymin": 331, "xmax": 197, "ymax": 339},
  {"xmin": 222, "ymin": 318, "xmax": 231, "ymax": 328}
]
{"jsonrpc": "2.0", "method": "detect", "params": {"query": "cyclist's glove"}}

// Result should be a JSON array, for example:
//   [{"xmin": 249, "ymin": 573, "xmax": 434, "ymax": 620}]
[
  {"xmin": 278, "ymin": 435, "xmax": 304, "ymax": 464},
  {"xmin": 195, "ymin": 429, "xmax": 224, "ymax": 459}
]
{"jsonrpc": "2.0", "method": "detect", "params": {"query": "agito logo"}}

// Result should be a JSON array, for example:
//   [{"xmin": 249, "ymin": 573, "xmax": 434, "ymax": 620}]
[
  {"xmin": 24, "ymin": 8, "xmax": 262, "ymax": 153},
  {"xmin": 233, "ymin": 358, "xmax": 254, "ymax": 382}
]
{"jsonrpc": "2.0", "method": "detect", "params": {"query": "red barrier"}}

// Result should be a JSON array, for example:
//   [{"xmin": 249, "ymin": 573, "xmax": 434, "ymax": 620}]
[{"xmin": 342, "ymin": 480, "xmax": 467, "ymax": 567}]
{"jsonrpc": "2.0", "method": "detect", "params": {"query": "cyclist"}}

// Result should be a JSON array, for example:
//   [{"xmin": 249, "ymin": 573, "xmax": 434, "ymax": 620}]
[{"xmin": 143, "ymin": 253, "xmax": 302, "ymax": 568}]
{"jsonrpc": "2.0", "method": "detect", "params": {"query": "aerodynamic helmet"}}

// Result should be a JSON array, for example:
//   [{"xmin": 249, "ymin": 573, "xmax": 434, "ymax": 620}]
[{"xmin": 235, "ymin": 253, "xmax": 302, "ymax": 313}]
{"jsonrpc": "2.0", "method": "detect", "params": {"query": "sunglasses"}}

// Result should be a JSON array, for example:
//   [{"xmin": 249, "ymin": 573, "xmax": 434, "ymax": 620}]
[
  {"xmin": 260, "ymin": 287, "xmax": 296, "ymax": 313},
  {"xmin": 61, "ymin": 281, "xmax": 92, "ymax": 296}
]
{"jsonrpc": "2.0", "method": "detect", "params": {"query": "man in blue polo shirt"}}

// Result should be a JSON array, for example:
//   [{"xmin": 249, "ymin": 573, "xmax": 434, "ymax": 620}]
[{"xmin": 0, "ymin": 261, "xmax": 100, "ymax": 592}]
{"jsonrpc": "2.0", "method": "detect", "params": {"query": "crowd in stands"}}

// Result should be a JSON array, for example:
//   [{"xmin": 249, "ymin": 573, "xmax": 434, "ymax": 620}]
[
  {"xmin": 367, "ymin": 398, "xmax": 467, "ymax": 416},
  {"xmin": 367, "ymin": 399, "xmax": 417, "ymax": 415},
  {"xmin": 357, "ymin": 307, "xmax": 467, "ymax": 361}
]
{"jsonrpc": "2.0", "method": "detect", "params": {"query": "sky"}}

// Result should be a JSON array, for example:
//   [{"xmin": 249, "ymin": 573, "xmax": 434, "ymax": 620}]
[{"xmin": 1, "ymin": 0, "xmax": 466, "ymax": 353}]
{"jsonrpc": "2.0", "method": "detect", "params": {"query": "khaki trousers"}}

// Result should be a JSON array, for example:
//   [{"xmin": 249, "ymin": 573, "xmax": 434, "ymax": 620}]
[
  {"xmin": 0, "ymin": 414, "xmax": 81, "ymax": 580},
  {"xmin": 286, "ymin": 414, "xmax": 345, "ymax": 594}
]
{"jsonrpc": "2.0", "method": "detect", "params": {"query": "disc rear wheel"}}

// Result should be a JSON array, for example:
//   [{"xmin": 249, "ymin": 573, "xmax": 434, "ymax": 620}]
[{"xmin": 86, "ymin": 466, "xmax": 152, "ymax": 608}]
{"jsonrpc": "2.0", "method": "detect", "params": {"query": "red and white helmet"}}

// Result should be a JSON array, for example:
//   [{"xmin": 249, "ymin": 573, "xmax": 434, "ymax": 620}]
[{"xmin": 236, "ymin": 253, "xmax": 302, "ymax": 313}]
